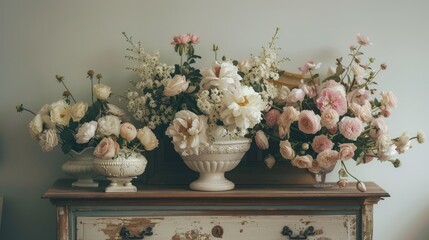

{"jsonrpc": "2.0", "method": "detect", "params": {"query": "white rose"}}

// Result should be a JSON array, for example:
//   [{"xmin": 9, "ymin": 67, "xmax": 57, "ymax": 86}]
[
  {"xmin": 75, "ymin": 121, "xmax": 98, "ymax": 144},
  {"xmin": 29, "ymin": 114, "xmax": 43, "ymax": 139},
  {"xmin": 93, "ymin": 83, "xmax": 111, "ymax": 100},
  {"xmin": 97, "ymin": 115, "xmax": 121, "ymax": 137},
  {"xmin": 137, "ymin": 127, "xmax": 159, "ymax": 151},
  {"xmin": 70, "ymin": 101, "xmax": 88, "ymax": 122},
  {"xmin": 163, "ymin": 75, "xmax": 189, "ymax": 97},
  {"xmin": 394, "ymin": 132, "xmax": 411, "ymax": 154},
  {"xmin": 50, "ymin": 100, "xmax": 71, "ymax": 126},
  {"xmin": 39, "ymin": 129, "xmax": 58, "ymax": 152},
  {"xmin": 107, "ymin": 103, "xmax": 125, "ymax": 116},
  {"xmin": 376, "ymin": 134, "xmax": 398, "ymax": 161}
]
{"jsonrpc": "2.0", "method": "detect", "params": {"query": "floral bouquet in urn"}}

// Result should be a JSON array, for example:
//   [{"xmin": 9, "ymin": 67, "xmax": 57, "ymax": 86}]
[
  {"xmin": 17, "ymin": 70, "xmax": 159, "ymax": 159},
  {"xmin": 252, "ymin": 34, "xmax": 424, "ymax": 191}
]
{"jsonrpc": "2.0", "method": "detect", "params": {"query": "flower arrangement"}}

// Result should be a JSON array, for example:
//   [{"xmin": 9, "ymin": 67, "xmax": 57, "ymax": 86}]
[
  {"xmin": 253, "ymin": 34, "xmax": 425, "ymax": 191},
  {"xmin": 17, "ymin": 71, "xmax": 159, "ymax": 159},
  {"xmin": 124, "ymin": 31, "xmax": 285, "ymax": 156}
]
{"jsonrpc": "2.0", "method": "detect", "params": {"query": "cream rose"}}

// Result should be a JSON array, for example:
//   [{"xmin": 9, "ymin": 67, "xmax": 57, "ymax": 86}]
[
  {"xmin": 39, "ymin": 129, "xmax": 59, "ymax": 152},
  {"xmin": 279, "ymin": 140, "xmax": 295, "ymax": 160},
  {"xmin": 320, "ymin": 108, "xmax": 339, "ymax": 129},
  {"xmin": 93, "ymin": 83, "xmax": 111, "ymax": 100},
  {"xmin": 97, "ymin": 115, "xmax": 121, "ymax": 137},
  {"xmin": 291, "ymin": 155, "xmax": 313, "ymax": 169},
  {"xmin": 380, "ymin": 91, "xmax": 397, "ymax": 109},
  {"xmin": 70, "ymin": 101, "xmax": 88, "ymax": 122},
  {"xmin": 254, "ymin": 130, "xmax": 269, "ymax": 150},
  {"xmin": 93, "ymin": 137, "xmax": 119, "ymax": 159},
  {"xmin": 29, "ymin": 114, "xmax": 43, "ymax": 139},
  {"xmin": 75, "ymin": 121, "xmax": 98, "ymax": 144},
  {"xmin": 50, "ymin": 100, "xmax": 71, "ymax": 126},
  {"xmin": 137, "ymin": 127, "xmax": 159, "ymax": 151},
  {"xmin": 163, "ymin": 75, "xmax": 189, "ymax": 97}
]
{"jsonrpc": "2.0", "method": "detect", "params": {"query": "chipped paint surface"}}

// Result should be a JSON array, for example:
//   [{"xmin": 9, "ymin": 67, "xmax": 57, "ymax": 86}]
[{"xmin": 76, "ymin": 214, "xmax": 357, "ymax": 239}]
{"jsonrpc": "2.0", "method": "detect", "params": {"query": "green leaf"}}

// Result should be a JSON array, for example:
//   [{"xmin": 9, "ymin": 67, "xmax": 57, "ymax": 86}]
[
  {"xmin": 61, "ymin": 142, "xmax": 73, "ymax": 154},
  {"xmin": 338, "ymin": 168, "xmax": 348, "ymax": 178}
]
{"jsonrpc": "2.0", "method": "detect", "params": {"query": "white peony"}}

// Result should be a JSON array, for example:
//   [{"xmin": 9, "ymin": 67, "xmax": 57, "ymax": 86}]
[
  {"xmin": 220, "ymin": 86, "xmax": 266, "ymax": 131},
  {"xmin": 377, "ymin": 134, "xmax": 398, "ymax": 161},
  {"xmin": 165, "ymin": 110, "xmax": 209, "ymax": 156},
  {"xmin": 93, "ymin": 83, "xmax": 111, "ymax": 100},
  {"xmin": 137, "ymin": 127, "xmax": 159, "ymax": 151},
  {"xmin": 39, "ymin": 129, "xmax": 59, "ymax": 152},
  {"xmin": 97, "ymin": 115, "xmax": 121, "ymax": 137},
  {"xmin": 50, "ymin": 100, "xmax": 71, "ymax": 126},
  {"xmin": 75, "ymin": 121, "xmax": 98, "ymax": 144},
  {"xmin": 70, "ymin": 101, "xmax": 88, "ymax": 122},
  {"xmin": 200, "ymin": 62, "xmax": 242, "ymax": 91}
]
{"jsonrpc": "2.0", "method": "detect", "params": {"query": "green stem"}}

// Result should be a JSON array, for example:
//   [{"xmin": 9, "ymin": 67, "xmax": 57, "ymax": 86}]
[
  {"xmin": 340, "ymin": 160, "xmax": 360, "ymax": 182},
  {"xmin": 61, "ymin": 81, "xmax": 77, "ymax": 103},
  {"xmin": 269, "ymin": 27, "xmax": 280, "ymax": 48},
  {"xmin": 341, "ymin": 44, "xmax": 363, "ymax": 84}
]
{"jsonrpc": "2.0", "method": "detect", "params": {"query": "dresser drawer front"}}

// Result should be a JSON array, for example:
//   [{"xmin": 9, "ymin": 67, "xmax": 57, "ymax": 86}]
[{"xmin": 76, "ymin": 214, "xmax": 356, "ymax": 240}]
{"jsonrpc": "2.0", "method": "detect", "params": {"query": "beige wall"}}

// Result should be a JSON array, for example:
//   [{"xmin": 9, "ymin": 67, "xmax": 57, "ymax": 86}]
[{"xmin": 1, "ymin": 0, "xmax": 428, "ymax": 239}]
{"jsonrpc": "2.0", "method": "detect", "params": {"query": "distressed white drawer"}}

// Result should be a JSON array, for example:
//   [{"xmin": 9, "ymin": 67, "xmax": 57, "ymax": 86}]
[{"xmin": 76, "ymin": 214, "xmax": 356, "ymax": 240}]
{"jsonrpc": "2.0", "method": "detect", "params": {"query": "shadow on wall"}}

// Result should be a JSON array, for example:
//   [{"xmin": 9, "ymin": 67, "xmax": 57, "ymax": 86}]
[{"xmin": 402, "ymin": 204, "xmax": 429, "ymax": 240}]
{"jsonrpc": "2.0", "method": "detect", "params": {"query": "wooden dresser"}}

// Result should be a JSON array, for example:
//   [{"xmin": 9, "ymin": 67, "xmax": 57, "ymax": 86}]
[{"xmin": 43, "ymin": 179, "xmax": 389, "ymax": 240}]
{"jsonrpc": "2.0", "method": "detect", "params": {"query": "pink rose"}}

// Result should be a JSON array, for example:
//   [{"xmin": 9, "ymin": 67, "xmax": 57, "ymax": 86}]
[
  {"xmin": 279, "ymin": 140, "xmax": 295, "ymax": 160},
  {"xmin": 264, "ymin": 109, "xmax": 281, "ymax": 128},
  {"xmin": 337, "ymin": 179, "xmax": 348, "ymax": 188},
  {"xmin": 316, "ymin": 88, "xmax": 347, "ymax": 116},
  {"xmin": 347, "ymin": 89, "xmax": 370, "ymax": 106},
  {"xmin": 338, "ymin": 143, "xmax": 357, "ymax": 160},
  {"xmin": 94, "ymin": 137, "xmax": 119, "ymax": 159},
  {"xmin": 278, "ymin": 106, "xmax": 300, "ymax": 138},
  {"xmin": 350, "ymin": 102, "xmax": 373, "ymax": 123},
  {"xmin": 380, "ymin": 91, "xmax": 397, "ymax": 109},
  {"xmin": 323, "ymin": 80, "xmax": 346, "ymax": 96},
  {"xmin": 291, "ymin": 155, "xmax": 313, "ymax": 169},
  {"xmin": 120, "ymin": 122, "xmax": 138, "ymax": 142},
  {"xmin": 299, "ymin": 82, "xmax": 317, "ymax": 98},
  {"xmin": 311, "ymin": 135, "xmax": 334, "ymax": 153},
  {"xmin": 171, "ymin": 34, "xmax": 191, "ymax": 45},
  {"xmin": 298, "ymin": 110, "xmax": 321, "ymax": 134},
  {"xmin": 298, "ymin": 61, "xmax": 321, "ymax": 74},
  {"xmin": 255, "ymin": 130, "xmax": 269, "ymax": 150},
  {"xmin": 187, "ymin": 33, "xmax": 199, "ymax": 44},
  {"xmin": 286, "ymin": 88, "xmax": 305, "ymax": 103},
  {"xmin": 357, "ymin": 34, "xmax": 372, "ymax": 46},
  {"xmin": 339, "ymin": 117, "xmax": 363, "ymax": 141},
  {"xmin": 320, "ymin": 108, "xmax": 339, "ymax": 129},
  {"xmin": 316, "ymin": 149, "xmax": 339, "ymax": 170},
  {"xmin": 369, "ymin": 118, "xmax": 388, "ymax": 139}
]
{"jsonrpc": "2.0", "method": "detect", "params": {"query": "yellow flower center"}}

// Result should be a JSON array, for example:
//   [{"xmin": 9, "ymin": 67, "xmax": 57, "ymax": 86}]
[{"xmin": 238, "ymin": 96, "xmax": 249, "ymax": 106}]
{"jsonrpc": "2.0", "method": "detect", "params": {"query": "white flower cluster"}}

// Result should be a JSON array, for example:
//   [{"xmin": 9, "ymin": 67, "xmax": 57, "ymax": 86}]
[{"xmin": 126, "ymin": 46, "xmax": 176, "ymax": 130}]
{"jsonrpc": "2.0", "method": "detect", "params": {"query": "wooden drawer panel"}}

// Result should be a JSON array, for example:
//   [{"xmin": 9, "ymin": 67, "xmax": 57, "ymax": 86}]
[{"xmin": 76, "ymin": 214, "xmax": 356, "ymax": 240}]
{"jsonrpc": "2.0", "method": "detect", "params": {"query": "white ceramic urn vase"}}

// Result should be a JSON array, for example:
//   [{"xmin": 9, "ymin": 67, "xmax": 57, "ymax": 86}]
[
  {"xmin": 181, "ymin": 137, "xmax": 251, "ymax": 191},
  {"xmin": 93, "ymin": 151, "xmax": 147, "ymax": 192},
  {"xmin": 61, "ymin": 147, "xmax": 99, "ymax": 187}
]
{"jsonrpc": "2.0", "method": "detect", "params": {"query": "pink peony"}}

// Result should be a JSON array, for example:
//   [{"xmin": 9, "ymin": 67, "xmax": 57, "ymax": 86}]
[
  {"xmin": 316, "ymin": 88, "xmax": 347, "ymax": 116},
  {"xmin": 264, "ymin": 109, "xmax": 281, "ymax": 128},
  {"xmin": 311, "ymin": 135, "xmax": 334, "ymax": 153},
  {"xmin": 187, "ymin": 33, "xmax": 199, "ymax": 44},
  {"xmin": 171, "ymin": 34, "xmax": 191, "ymax": 45},
  {"xmin": 338, "ymin": 143, "xmax": 357, "ymax": 160},
  {"xmin": 339, "ymin": 117, "xmax": 363, "ymax": 141},
  {"xmin": 298, "ymin": 110, "xmax": 321, "ymax": 134}
]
